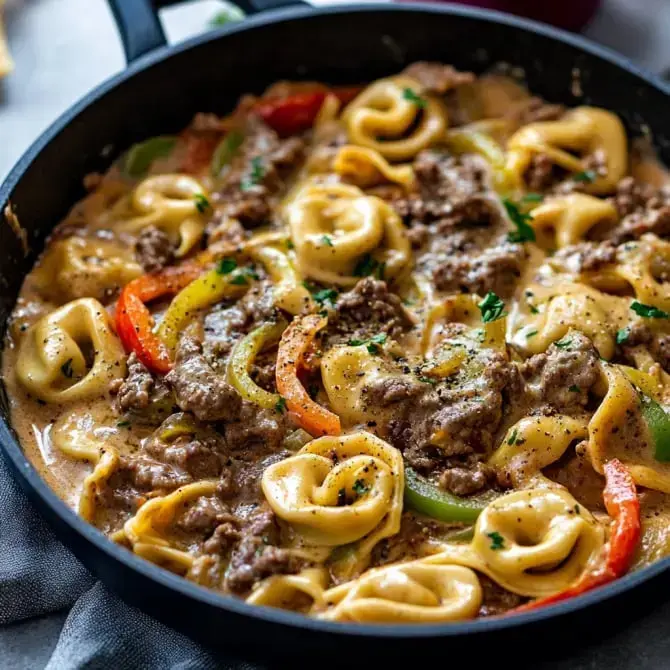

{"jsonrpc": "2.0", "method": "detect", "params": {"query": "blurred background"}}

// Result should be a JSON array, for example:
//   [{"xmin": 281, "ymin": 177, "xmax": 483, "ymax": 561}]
[{"xmin": 0, "ymin": 0, "xmax": 669, "ymax": 181}]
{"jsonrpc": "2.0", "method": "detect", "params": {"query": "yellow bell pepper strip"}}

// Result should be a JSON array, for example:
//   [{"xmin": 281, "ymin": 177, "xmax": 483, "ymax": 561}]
[
  {"xmin": 511, "ymin": 459, "xmax": 640, "ymax": 615},
  {"xmin": 115, "ymin": 262, "xmax": 203, "ymax": 375},
  {"xmin": 121, "ymin": 136, "xmax": 178, "ymax": 178},
  {"xmin": 227, "ymin": 320, "xmax": 287, "ymax": 410},
  {"xmin": 157, "ymin": 258, "xmax": 252, "ymax": 354},
  {"xmin": 404, "ymin": 467, "xmax": 495, "ymax": 523},
  {"xmin": 250, "ymin": 245, "xmax": 314, "ymax": 315},
  {"xmin": 276, "ymin": 314, "xmax": 341, "ymax": 437}
]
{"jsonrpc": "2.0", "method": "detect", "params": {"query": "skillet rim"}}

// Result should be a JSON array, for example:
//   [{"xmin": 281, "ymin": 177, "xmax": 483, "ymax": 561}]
[{"xmin": 2, "ymin": 0, "xmax": 670, "ymax": 640}]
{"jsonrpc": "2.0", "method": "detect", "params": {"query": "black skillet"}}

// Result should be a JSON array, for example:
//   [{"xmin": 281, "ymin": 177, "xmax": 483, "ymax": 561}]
[{"xmin": 2, "ymin": 0, "xmax": 670, "ymax": 661}]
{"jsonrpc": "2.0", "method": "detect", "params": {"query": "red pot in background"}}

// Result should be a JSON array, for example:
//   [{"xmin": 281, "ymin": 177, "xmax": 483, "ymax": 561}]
[{"xmin": 397, "ymin": 0, "xmax": 602, "ymax": 32}]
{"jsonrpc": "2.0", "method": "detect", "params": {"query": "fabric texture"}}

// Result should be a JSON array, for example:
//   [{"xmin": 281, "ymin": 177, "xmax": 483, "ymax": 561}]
[{"xmin": 0, "ymin": 451, "xmax": 249, "ymax": 670}]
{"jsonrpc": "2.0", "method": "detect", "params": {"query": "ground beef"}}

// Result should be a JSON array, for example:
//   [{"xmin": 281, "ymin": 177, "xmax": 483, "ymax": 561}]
[
  {"xmin": 203, "ymin": 282, "xmax": 278, "ymax": 361},
  {"xmin": 478, "ymin": 575, "xmax": 527, "ymax": 617},
  {"xmin": 114, "ymin": 353, "xmax": 174, "ymax": 422},
  {"xmin": 222, "ymin": 405, "xmax": 291, "ymax": 455},
  {"xmin": 401, "ymin": 61, "xmax": 475, "ymax": 94},
  {"xmin": 225, "ymin": 507, "xmax": 302, "ymax": 594},
  {"xmin": 430, "ymin": 240, "xmax": 525, "ymax": 298},
  {"xmin": 612, "ymin": 176, "xmax": 660, "ymax": 217},
  {"xmin": 176, "ymin": 495, "xmax": 234, "ymax": 535},
  {"xmin": 214, "ymin": 118, "xmax": 305, "ymax": 228},
  {"xmin": 524, "ymin": 153, "xmax": 556, "ymax": 192},
  {"xmin": 521, "ymin": 331, "xmax": 600, "ymax": 414},
  {"xmin": 439, "ymin": 462, "xmax": 493, "ymax": 496},
  {"xmin": 165, "ymin": 335, "xmax": 242, "ymax": 421},
  {"xmin": 620, "ymin": 321, "xmax": 670, "ymax": 373},
  {"xmin": 511, "ymin": 97, "xmax": 564, "ymax": 126},
  {"xmin": 330, "ymin": 277, "xmax": 416, "ymax": 342},
  {"xmin": 134, "ymin": 225, "xmax": 174, "ymax": 272},
  {"xmin": 550, "ymin": 240, "xmax": 617, "ymax": 273}
]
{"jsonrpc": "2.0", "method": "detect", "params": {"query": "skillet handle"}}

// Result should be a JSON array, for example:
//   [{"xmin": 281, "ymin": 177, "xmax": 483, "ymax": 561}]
[{"xmin": 106, "ymin": 0, "xmax": 309, "ymax": 64}]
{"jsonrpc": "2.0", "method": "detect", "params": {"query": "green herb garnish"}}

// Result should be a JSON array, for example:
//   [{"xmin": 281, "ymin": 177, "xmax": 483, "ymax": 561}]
[
  {"xmin": 312, "ymin": 288, "xmax": 338, "ymax": 307},
  {"xmin": 554, "ymin": 338, "xmax": 572, "ymax": 349},
  {"xmin": 116, "ymin": 420, "xmax": 131, "ymax": 428},
  {"xmin": 573, "ymin": 169, "xmax": 597, "ymax": 183},
  {"xmin": 631, "ymin": 301, "xmax": 670, "ymax": 319},
  {"xmin": 478, "ymin": 292, "xmax": 506, "ymax": 323},
  {"xmin": 616, "ymin": 328, "xmax": 630, "ymax": 345},
  {"xmin": 487, "ymin": 531, "xmax": 505, "ymax": 550},
  {"xmin": 321, "ymin": 235, "xmax": 333, "ymax": 247},
  {"xmin": 216, "ymin": 258, "xmax": 237, "ymax": 275},
  {"xmin": 503, "ymin": 198, "xmax": 536, "ymax": 243},
  {"xmin": 507, "ymin": 428, "xmax": 518, "ymax": 446},
  {"xmin": 526, "ymin": 329, "xmax": 538, "ymax": 338},
  {"xmin": 194, "ymin": 193, "xmax": 210, "ymax": 213},
  {"xmin": 353, "ymin": 254, "xmax": 379, "ymax": 278},
  {"xmin": 348, "ymin": 333, "xmax": 387, "ymax": 355},
  {"xmin": 402, "ymin": 87, "xmax": 427, "ymax": 109},
  {"xmin": 241, "ymin": 156, "xmax": 265, "ymax": 190},
  {"xmin": 229, "ymin": 266, "xmax": 260, "ymax": 285},
  {"xmin": 569, "ymin": 385, "xmax": 581, "ymax": 393},
  {"xmin": 352, "ymin": 479, "xmax": 369, "ymax": 496},
  {"xmin": 521, "ymin": 192, "xmax": 544, "ymax": 204},
  {"xmin": 275, "ymin": 396, "xmax": 287, "ymax": 414}
]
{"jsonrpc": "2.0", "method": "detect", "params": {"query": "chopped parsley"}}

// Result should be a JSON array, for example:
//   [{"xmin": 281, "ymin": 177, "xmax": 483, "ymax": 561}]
[
  {"xmin": 569, "ymin": 385, "xmax": 581, "ymax": 393},
  {"xmin": 216, "ymin": 257, "xmax": 237, "ymax": 275},
  {"xmin": 275, "ymin": 396, "xmax": 287, "ymax": 414},
  {"xmin": 116, "ymin": 420, "xmax": 131, "ymax": 428},
  {"xmin": 554, "ymin": 337, "xmax": 572, "ymax": 349},
  {"xmin": 573, "ymin": 169, "xmax": 597, "ymax": 183},
  {"xmin": 313, "ymin": 287, "xmax": 338, "ymax": 307},
  {"xmin": 418, "ymin": 376, "xmax": 438, "ymax": 385},
  {"xmin": 525, "ymin": 329, "xmax": 538, "ymax": 338},
  {"xmin": 630, "ymin": 300, "xmax": 670, "ymax": 319},
  {"xmin": 402, "ymin": 87, "xmax": 427, "ymax": 109},
  {"xmin": 507, "ymin": 428, "xmax": 518, "ymax": 446},
  {"xmin": 60, "ymin": 358, "xmax": 73, "ymax": 378},
  {"xmin": 503, "ymin": 198, "xmax": 536, "ymax": 243},
  {"xmin": 194, "ymin": 193, "xmax": 210, "ymax": 213},
  {"xmin": 529, "ymin": 304, "xmax": 539, "ymax": 314},
  {"xmin": 352, "ymin": 479, "xmax": 369, "ymax": 496},
  {"xmin": 229, "ymin": 266, "xmax": 260, "ymax": 285},
  {"xmin": 321, "ymin": 234, "xmax": 333, "ymax": 247},
  {"xmin": 487, "ymin": 531, "xmax": 505, "ymax": 551},
  {"xmin": 285, "ymin": 239, "xmax": 295, "ymax": 250},
  {"xmin": 616, "ymin": 328, "xmax": 630, "ymax": 345},
  {"xmin": 353, "ymin": 254, "xmax": 379, "ymax": 278},
  {"xmin": 241, "ymin": 157, "xmax": 265, "ymax": 190},
  {"xmin": 478, "ymin": 292, "xmax": 506, "ymax": 323},
  {"xmin": 521, "ymin": 192, "xmax": 544, "ymax": 204},
  {"xmin": 574, "ymin": 504, "xmax": 581, "ymax": 515},
  {"xmin": 348, "ymin": 333, "xmax": 387, "ymax": 355}
]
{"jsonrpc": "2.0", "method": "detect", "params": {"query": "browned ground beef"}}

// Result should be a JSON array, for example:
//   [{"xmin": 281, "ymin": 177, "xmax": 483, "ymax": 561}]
[
  {"xmin": 165, "ymin": 335, "xmax": 242, "ymax": 421},
  {"xmin": 330, "ymin": 277, "xmax": 416, "ymax": 342},
  {"xmin": 521, "ymin": 331, "xmax": 600, "ymax": 414},
  {"xmin": 401, "ymin": 61, "xmax": 475, "ymax": 94},
  {"xmin": 225, "ymin": 507, "xmax": 303, "ymax": 593},
  {"xmin": 551, "ymin": 240, "xmax": 618, "ymax": 273},
  {"xmin": 478, "ymin": 575, "xmax": 527, "ymax": 616},
  {"xmin": 439, "ymin": 462, "xmax": 494, "ymax": 496},
  {"xmin": 214, "ymin": 117, "xmax": 305, "ymax": 228},
  {"xmin": 134, "ymin": 225, "xmax": 174, "ymax": 272}
]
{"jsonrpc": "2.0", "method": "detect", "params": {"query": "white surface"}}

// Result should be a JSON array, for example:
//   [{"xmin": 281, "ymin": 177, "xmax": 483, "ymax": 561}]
[{"xmin": 1, "ymin": 0, "xmax": 670, "ymax": 182}]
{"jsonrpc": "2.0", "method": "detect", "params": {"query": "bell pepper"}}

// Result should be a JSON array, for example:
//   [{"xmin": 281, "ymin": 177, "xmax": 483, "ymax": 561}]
[
  {"xmin": 228, "ymin": 320, "xmax": 287, "ymax": 410},
  {"xmin": 210, "ymin": 129, "xmax": 245, "ymax": 177},
  {"xmin": 640, "ymin": 393, "xmax": 670, "ymax": 463},
  {"xmin": 404, "ymin": 467, "xmax": 495, "ymax": 523},
  {"xmin": 156, "ymin": 259, "xmax": 249, "ymax": 355},
  {"xmin": 256, "ymin": 86, "xmax": 362, "ymax": 137},
  {"xmin": 115, "ymin": 263, "xmax": 203, "ymax": 375},
  {"xmin": 276, "ymin": 314, "xmax": 341, "ymax": 436},
  {"xmin": 121, "ymin": 136, "xmax": 177, "ymax": 178},
  {"xmin": 511, "ymin": 458, "xmax": 640, "ymax": 614}
]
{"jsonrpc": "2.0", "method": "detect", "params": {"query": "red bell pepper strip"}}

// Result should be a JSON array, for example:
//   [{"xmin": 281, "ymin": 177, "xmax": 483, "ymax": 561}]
[
  {"xmin": 115, "ymin": 263, "xmax": 203, "ymax": 374},
  {"xmin": 276, "ymin": 314, "xmax": 341, "ymax": 437},
  {"xmin": 256, "ymin": 87, "xmax": 362, "ymax": 137},
  {"xmin": 510, "ymin": 458, "xmax": 641, "ymax": 615}
]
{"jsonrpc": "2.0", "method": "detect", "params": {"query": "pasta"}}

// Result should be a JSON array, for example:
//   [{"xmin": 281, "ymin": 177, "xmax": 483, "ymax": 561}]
[{"xmin": 6, "ymin": 61, "xmax": 670, "ymax": 624}]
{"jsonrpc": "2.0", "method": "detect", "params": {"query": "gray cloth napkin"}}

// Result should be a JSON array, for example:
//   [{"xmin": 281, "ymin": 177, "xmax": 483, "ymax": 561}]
[{"xmin": 0, "ymin": 450, "xmax": 252, "ymax": 669}]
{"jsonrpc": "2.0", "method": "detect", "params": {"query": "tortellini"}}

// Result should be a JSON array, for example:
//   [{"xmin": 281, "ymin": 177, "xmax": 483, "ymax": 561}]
[
  {"xmin": 105, "ymin": 174, "xmax": 208, "ymax": 256},
  {"xmin": 16, "ymin": 298, "xmax": 126, "ymax": 403},
  {"xmin": 426, "ymin": 487, "xmax": 606, "ymax": 598},
  {"xmin": 506, "ymin": 106, "xmax": 627, "ymax": 194},
  {"xmin": 321, "ymin": 562, "xmax": 482, "ymax": 623},
  {"xmin": 342, "ymin": 75, "xmax": 448, "ymax": 161},
  {"xmin": 286, "ymin": 181, "xmax": 411, "ymax": 286},
  {"xmin": 262, "ymin": 431, "xmax": 404, "ymax": 564},
  {"xmin": 529, "ymin": 194, "xmax": 618, "ymax": 249},
  {"xmin": 247, "ymin": 568, "xmax": 328, "ymax": 611},
  {"xmin": 31, "ymin": 235, "xmax": 142, "ymax": 304},
  {"xmin": 333, "ymin": 146, "xmax": 415, "ymax": 188}
]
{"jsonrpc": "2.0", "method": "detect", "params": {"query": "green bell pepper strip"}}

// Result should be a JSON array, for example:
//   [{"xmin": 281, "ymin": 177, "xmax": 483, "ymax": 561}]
[
  {"xmin": 122, "ymin": 136, "xmax": 178, "ymax": 178},
  {"xmin": 210, "ymin": 130, "xmax": 245, "ymax": 177},
  {"xmin": 404, "ymin": 467, "xmax": 496, "ymax": 523},
  {"xmin": 640, "ymin": 392, "xmax": 670, "ymax": 462}
]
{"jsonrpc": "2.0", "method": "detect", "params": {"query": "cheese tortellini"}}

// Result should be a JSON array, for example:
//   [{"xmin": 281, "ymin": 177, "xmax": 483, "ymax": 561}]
[
  {"xmin": 16, "ymin": 298, "xmax": 126, "ymax": 403},
  {"xmin": 286, "ymin": 181, "xmax": 411, "ymax": 286},
  {"xmin": 262, "ymin": 431, "xmax": 404, "ymax": 563},
  {"xmin": 342, "ymin": 75, "xmax": 448, "ymax": 161}
]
